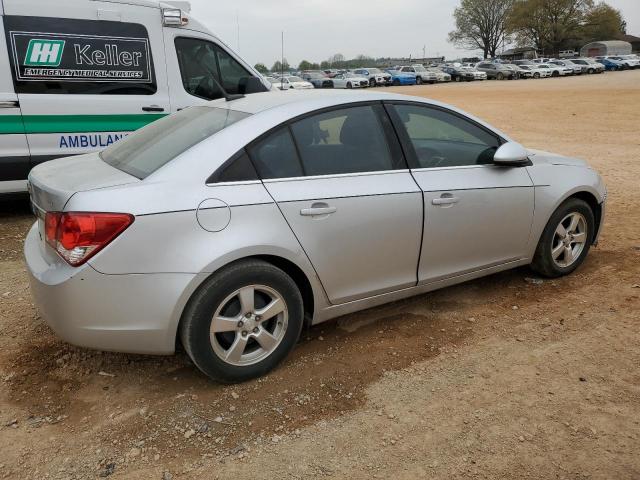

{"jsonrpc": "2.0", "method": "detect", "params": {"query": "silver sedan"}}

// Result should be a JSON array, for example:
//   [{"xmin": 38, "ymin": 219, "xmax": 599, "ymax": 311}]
[{"xmin": 25, "ymin": 90, "xmax": 606, "ymax": 382}]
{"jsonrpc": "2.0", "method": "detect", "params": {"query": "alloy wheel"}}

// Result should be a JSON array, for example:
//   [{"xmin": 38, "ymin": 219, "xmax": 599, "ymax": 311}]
[
  {"xmin": 209, "ymin": 285, "xmax": 288, "ymax": 366},
  {"xmin": 551, "ymin": 212, "xmax": 588, "ymax": 268}
]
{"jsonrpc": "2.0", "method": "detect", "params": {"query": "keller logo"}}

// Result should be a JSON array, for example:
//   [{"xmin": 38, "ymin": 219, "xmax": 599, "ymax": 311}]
[{"xmin": 24, "ymin": 39, "xmax": 65, "ymax": 66}]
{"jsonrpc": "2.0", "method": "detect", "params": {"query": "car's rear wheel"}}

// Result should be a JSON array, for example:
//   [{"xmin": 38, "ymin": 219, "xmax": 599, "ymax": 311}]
[
  {"xmin": 369, "ymin": 78, "xmax": 377, "ymax": 87},
  {"xmin": 393, "ymin": 79, "xmax": 400, "ymax": 86},
  {"xmin": 588, "ymin": 68, "xmax": 594, "ymax": 74},
  {"xmin": 497, "ymin": 72, "xmax": 504, "ymax": 80},
  {"xmin": 180, "ymin": 260, "xmax": 304, "ymax": 383},
  {"xmin": 533, "ymin": 72, "xmax": 540, "ymax": 79},
  {"xmin": 346, "ymin": 82, "xmax": 352, "ymax": 89},
  {"xmin": 416, "ymin": 76, "xmax": 423, "ymax": 85},
  {"xmin": 531, "ymin": 198, "xmax": 594, "ymax": 278}
]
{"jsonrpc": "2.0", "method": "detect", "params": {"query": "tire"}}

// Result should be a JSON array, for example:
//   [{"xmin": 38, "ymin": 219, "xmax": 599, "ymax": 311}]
[
  {"xmin": 530, "ymin": 198, "xmax": 595, "ymax": 278},
  {"xmin": 180, "ymin": 259, "xmax": 304, "ymax": 383},
  {"xmin": 552, "ymin": 71, "xmax": 559, "ymax": 77},
  {"xmin": 497, "ymin": 72, "xmax": 504, "ymax": 80},
  {"xmin": 393, "ymin": 79, "xmax": 400, "ymax": 86},
  {"xmin": 369, "ymin": 78, "xmax": 377, "ymax": 87},
  {"xmin": 455, "ymin": 76, "xmax": 461, "ymax": 82},
  {"xmin": 416, "ymin": 76, "xmax": 423, "ymax": 85},
  {"xmin": 533, "ymin": 72, "xmax": 540, "ymax": 79},
  {"xmin": 588, "ymin": 68, "xmax": 594, "ymax": 74},
  {"xmin": 346, "ymin": 82, "xmax": 352, "ymax": 89}
]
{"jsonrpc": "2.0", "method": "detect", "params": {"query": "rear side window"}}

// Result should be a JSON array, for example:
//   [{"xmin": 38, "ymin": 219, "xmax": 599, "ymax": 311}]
[
  {"xmin": 174, "ymin": 37, "xmax": 267, "ymax": 99},
  {"xmin": 4, "ymin": 15, "xmax": 156, "ymax": 95},
  {"xmin": 101, "ymin": 107, "xmax": 250, "ymax": 179},
  {"xmin": 290, "ymin": 105, "xmax": 397, "ymax": 176},
  {"xmin": 248, "ymin": 128, "xmax": 303, "ymax": 179}
]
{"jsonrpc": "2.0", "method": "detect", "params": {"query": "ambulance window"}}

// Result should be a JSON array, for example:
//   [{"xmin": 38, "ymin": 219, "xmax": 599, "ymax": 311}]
[
  {"xmin": 4, "ymin": 16, "xmax": 157, "ymax": 95},
  {"xmin": 174, "ymin": 37, "xmax": 265, "ymax": 99}
]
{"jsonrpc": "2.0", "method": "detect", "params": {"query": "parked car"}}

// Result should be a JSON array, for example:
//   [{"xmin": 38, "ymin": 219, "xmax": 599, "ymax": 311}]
[
  {"xmin": 476, "ymin": 62, "xmax": 516, "ymax": 80},
  {"xmin": 270, "ymin": 76, "xmax": 314, "ymax": 90},
  {"xmin": 330, "ymin": 73, "xmax": 368, "ymax": 89},
  {"xmin": 592, "ymin": 58, "xmax": 621, "ymax": 71},
  {"xmin": 569, "ymin": 58, "xmax": 605, "ymax": 74},
  {"xmin": 427, "ymin": 67, "xmax": 452, "ymax": 82},
  {"xmin": 353, "ymin": 68, "xmax": 392, "ymax": 87},
  {"xmin": 441, "ymin": 65, "xmax": 486, "ymax": 82},
  {"xmin": 385, "ymin": 69, "xmax": 418, "ymax": 86},
  {"xmin": 25, "ymin": 90, "xmax": 607, "ymax": 383},
  {"xmin": 550, "ymin": 59, "xmax": 583, "ymax": 75},
  {"xmin": 398, "ymin": 65, "xmax": 437, "ymax": 84},
  {"xmin": 537, "ymin": 63, "xmax": 573, "ymax": 77},
  {"xmin": 503, "ymin": 64, "xmax": 532, "ymax": 79},
  {"xmin": 518, "ymin": 65, "xmax": 552, "ymax": 79},
  {"xmin": 605, "ymin": 55, "xmax": 640, "ymax": 69},
  {"xmin": 301, "ymin": 71, "xmax": 334, "ymax": 89},
  {"xmin": 0, "ymin": 0, "xmax": 270, "ymax": 195}
]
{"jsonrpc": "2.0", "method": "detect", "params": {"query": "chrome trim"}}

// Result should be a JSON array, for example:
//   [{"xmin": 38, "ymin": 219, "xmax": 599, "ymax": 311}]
[
  {"xmin": 262, "ymin": 169, "xmax": 411, "ymax": 183},
  {"xmin": 205, "ymin": 180, "xmax": 262, "ymax": 187}
]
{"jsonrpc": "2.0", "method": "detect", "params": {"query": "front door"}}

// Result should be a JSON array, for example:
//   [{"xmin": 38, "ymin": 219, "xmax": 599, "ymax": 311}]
[
  {"xmin": 3, "ymin": 1, "xmax": 171, "ymax": 164},
  {"xmin": 248, "ymin": 103, "xmax": 423, "ymax": 304},
  {"xmin": 386, "ymin": 102, "xmax": 535, "ymax": 283}
]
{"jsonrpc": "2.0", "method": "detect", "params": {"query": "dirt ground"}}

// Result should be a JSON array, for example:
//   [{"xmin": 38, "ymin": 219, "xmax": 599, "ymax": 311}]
[{"xmin": 1, "ymin": 71, "xmax": 639, "ymax": 480}]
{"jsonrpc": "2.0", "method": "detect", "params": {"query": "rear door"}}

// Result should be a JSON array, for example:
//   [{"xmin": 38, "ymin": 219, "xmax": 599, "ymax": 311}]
[
  {"xmin": 3, "ymin": 0, "xmax": 170, "ymax": 165},
  {"xmin": 250, "ymin": 103, "xmax": 424, "ymax": 304},
  {"xmin": 0, "ymin": 6, "xmax": 30, "ymax": 193},
  {"xmin": 387, "ymin": 102, "xmax": 535, "ymax": 284}
]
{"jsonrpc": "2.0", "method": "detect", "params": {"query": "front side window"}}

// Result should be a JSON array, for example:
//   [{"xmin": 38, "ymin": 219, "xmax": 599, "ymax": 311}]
[
  {"xmin": 101, "ymin": 106, "xmax": 250, "ymax": 179},
  {"xmin": 390, "ymin": 104, "xmax": 500, "ymax": 169},
  {"xmin": 290, "ymin": 105, "xmax": 397, "ymax": 176},
  {"xmin": 174, "ymin": 37, "xmax": 265, "ymax": 99}
]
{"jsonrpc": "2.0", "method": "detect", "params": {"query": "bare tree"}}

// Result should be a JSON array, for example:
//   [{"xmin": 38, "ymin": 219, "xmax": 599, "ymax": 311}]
[{"xmin": 448, "ymin": 0, "xmax": 514, "ymax": 59}]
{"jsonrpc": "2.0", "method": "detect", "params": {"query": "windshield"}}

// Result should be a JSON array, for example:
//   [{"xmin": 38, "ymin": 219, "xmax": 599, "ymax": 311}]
[
  {"xmin": 413, "ymin": 66, "xmax": 426, "ymax": 72},
  {"xmin": 368, "ymin": 68, "xmax": 381, "ymax": 73},
  {"xmin": 100, "ymin": 107, "xmax": 250, "ymax": 179},
  {"xmin": 287, "ymin": 76, "xmax": 304, "ymax": 82}
]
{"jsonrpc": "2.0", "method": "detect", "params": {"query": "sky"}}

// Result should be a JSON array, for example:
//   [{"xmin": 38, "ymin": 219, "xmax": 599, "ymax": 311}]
[{"xmin": 188, "ymin": 0, "xmax": 640, "ymax": 67}]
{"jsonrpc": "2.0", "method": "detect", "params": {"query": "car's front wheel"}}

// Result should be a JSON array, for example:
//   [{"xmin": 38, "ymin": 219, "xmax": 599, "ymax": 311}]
[
  {"xmin": 531, "ymin": 198, "xmax": 595, "ymax": 278},
  {"xmin": 180, "ymin": 260, "xmax": 304, "ymax": 383}
]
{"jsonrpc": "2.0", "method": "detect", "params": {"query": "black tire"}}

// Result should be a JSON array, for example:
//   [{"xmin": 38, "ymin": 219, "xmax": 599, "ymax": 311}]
[
  {"xmin": 552, "ymin": 71, "xmax": 559, "ymax": 77},
  {"xmin": 533, "ymin": 72, "xmax": 540, "ymax": 79},
  {"xmin": 369, "ymin": 78, "xmax": 377, "ymax": 87},
  {"xmin": 530, "ymin": 198, "xmax": 595, "ymax": 278},
  {"xmin": 587, "ymin": 68, "xmax": 594, "ymax": 74},
  {"xmin": 455, "ymin": 76, "xmax": 461, "ymax": 82},
  {"xmin": 393, "ymin": 79, "xmax": 400, "ymax": 86},
  {"xmin": 416, "ymin": 76, "xmax": 423, "ymax": 85},
  {"xmin": 346, "ymin": 82, "xmax": 352, "ymax": 89},
  {"xmin": 497, "ymin": 72, "xmax": 504, "ymax": 80},
  {"xmin": 180, "ymin": 259, "xmax": 304, "ymax": 383}
]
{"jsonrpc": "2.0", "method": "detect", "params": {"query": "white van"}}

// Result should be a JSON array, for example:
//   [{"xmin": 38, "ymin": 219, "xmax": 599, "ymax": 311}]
[{"xmin": 0, "ymin": 0, "xmax": 270, "ymax": 193}]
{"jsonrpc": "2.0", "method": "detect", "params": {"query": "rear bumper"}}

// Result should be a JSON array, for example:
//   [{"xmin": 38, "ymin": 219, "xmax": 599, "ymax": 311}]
[{"xmin": 25, "ymin": 223, "xmax": 197, "ymax": 355}]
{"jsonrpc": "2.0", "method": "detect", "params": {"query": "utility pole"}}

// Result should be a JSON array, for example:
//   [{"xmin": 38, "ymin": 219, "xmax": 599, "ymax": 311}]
[
  {"xmin": 281, "ymin": 31, "xmax": 284, "ymax": 78},
  {"xmin": 423, "ymin": 44, "xmax": 426, "ymax": 61},
  {"xmin": 236, "ymin": 11, "xmax": 240, "ymax": 52}
]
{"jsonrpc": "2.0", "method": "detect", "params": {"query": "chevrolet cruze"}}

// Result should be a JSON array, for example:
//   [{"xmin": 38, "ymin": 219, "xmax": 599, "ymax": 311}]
[{"xmin": 25, "ymin": 90, "xmax": 606, "ymax": 382}]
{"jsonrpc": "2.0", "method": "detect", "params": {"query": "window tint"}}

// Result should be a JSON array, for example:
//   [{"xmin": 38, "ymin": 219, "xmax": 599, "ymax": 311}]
[
  {"xmin": 5, "ymin": 15, "xmax": 156, "ymax": 95},
  {"xmin": 208, "ymin": 151, "xmax": 258, "ymax": 183},
  {"xmin": 174, "ymin": 37, "xmax": 265, "ymax": 99},
  {"xmin": 290, "ymin": 105, "xmax": 396, "ymax": 176},
  {"xmin": 248, "ymin": 128, "xmax": 304, "ymax": 179},
  {"xmin": 390, "ymin": 104, "xmax": 500, "ymax": 169},
  {"xmin": 101, "ymin": 107, "xmax": 250, "ymax": 179}
]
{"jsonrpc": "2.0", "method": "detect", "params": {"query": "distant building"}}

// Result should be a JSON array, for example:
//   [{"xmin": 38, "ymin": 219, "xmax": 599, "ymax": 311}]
[
  {"xmin": 496, "ymin": 47, "xmax": 537, "ymax": 61},
  {"xmin": 580, "ymin": 40, "xmax": 632, "ymax": 57},
  {"xmin": 618, "ymin": 34, "xmax": 640, "ymax": 53}
]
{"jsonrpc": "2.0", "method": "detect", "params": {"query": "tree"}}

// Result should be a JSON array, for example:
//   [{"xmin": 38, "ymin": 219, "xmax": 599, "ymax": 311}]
[
  {"xmin": 508, "ymin": 0, "xmax": 594, "ymax": 55},
  {"xmin": 271, "ymin": 59, "xmax": 290, "ymax": 74},
  {"xmin": 253, "ymin": 63, "xmax": 269, "ymax": 74},
  {"xmin": 448, "ymin": 0, "xmax": 514, "ymax": 59},
  {"xmin": 297, "ymin": 60, "xmax": 313, "ymax": 71},
  {"xmin": 580, "ymin": 3, "xmax": 625, "ymax": 42}
]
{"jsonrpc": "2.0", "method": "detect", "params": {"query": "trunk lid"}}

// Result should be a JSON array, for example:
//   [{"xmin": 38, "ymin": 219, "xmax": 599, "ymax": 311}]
[{"xmin": 28, "ymin": 152, "xmax": 139, "ymax": 212}]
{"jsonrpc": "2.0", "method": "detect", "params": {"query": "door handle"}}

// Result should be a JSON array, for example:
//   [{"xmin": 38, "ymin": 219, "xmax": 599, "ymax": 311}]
[
  {"xmin": 0, "ymin": 100, "xmax": 19, "ymax": 108},
  {"xmin": 300, "ymin": 203, "xmax": 337, "ymax": 216},
  {"xmin": 142, "ymin": 105, "xmax": 165, "ymax": 112},
  {"xmin": 432, "ymin": 194, "xmax": 460, "ymax": 206}
]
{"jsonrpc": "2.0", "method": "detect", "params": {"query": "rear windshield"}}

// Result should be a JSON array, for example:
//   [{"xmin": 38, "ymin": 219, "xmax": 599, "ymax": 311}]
[{"xmin": 100, "ymin": 106, "xmax": 250, "ymax": 179}]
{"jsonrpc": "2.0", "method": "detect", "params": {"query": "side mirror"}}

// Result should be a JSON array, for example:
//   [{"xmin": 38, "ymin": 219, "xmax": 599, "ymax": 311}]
[{"xmin": 493, "ymin": 142, "xmax": 530, "ymax": 166}]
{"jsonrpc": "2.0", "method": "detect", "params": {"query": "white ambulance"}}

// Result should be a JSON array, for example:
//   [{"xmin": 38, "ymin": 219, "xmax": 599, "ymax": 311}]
[{"xmin": 0, "ymin": 0, "xmax": 270, "ymax": 193}]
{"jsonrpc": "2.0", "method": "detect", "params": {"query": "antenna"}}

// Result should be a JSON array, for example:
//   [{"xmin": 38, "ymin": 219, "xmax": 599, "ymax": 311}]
[
  {"xmin": 281, "ymin": 31, "xmax": 284, "ymax": 80},
  {"xmin": 236, "ymin": 11, "xmax": 240, "ymax": 52}
]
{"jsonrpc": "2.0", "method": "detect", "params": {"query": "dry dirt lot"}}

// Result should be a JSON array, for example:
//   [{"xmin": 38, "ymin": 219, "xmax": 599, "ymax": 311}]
[{"xmin": 1, "ymin": 71, "xmax": 639, "ymax": 480}]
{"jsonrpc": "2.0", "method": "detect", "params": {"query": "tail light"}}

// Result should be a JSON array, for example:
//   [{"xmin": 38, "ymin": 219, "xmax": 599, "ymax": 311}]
[{"xmin": 44, "ymin": 212, "xmax": 134, "ymax": 266}]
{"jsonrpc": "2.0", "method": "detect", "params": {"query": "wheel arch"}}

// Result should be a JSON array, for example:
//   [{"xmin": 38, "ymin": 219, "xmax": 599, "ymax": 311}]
[
  {"xmin": 172, "ymin": 251, "xmax": 323, "ymax": 351},
  {"xmin": 567, "ymin": 190, "xmax": 603, "ymax": 244}
]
